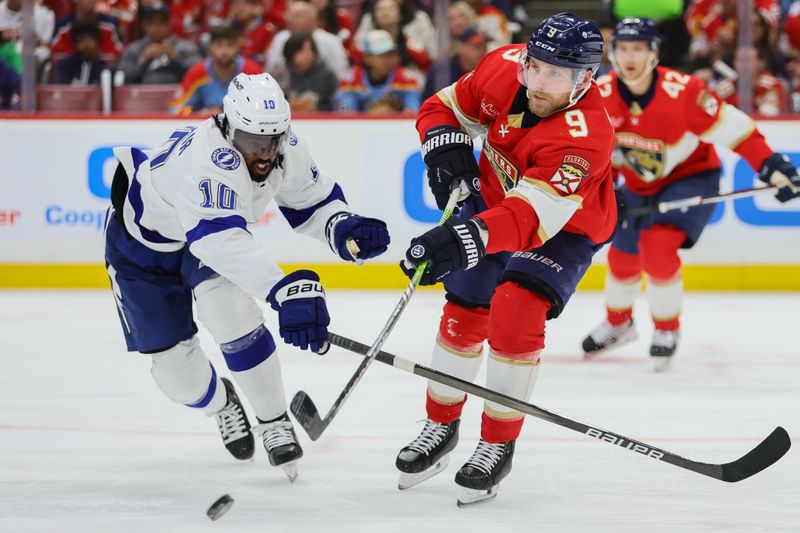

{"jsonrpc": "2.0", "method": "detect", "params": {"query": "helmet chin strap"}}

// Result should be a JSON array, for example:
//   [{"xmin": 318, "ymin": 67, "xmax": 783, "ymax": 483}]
[{"xmin": 611, "ymin": 50, "xmax": 659, "ymax": 86}]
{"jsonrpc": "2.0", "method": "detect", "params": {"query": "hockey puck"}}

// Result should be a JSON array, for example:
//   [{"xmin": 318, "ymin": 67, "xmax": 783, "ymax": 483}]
[{"xmin": 206, "ymin": 494, "xmax": 234, "ymax": 521}]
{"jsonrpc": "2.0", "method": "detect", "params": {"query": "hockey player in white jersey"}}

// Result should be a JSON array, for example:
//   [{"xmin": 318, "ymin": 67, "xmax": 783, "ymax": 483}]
[{"xmin": 104, "ymin": 73, "xmax": 390, "ymax": 480}]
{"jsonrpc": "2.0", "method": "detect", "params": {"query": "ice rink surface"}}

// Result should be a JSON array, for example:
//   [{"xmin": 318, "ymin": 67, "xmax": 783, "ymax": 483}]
[{"xmin": 0, "ymin": 289, "xmax": 797, "ymax": 533}]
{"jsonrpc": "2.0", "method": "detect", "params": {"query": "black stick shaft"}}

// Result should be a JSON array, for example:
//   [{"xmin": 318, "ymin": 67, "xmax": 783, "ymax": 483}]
[
  {"xmin": 327, "ymin": 332, "xmax": 790, "ymax": 483},
  {"xmin": 293, "ymin": 188, "xmax": 464, "ymax": 440}
]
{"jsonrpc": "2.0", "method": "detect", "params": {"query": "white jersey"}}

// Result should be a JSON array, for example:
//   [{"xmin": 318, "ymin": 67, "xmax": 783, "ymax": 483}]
[{"xmin": 113, "ymin": 117, "xmax": 350, "ymax": 300}]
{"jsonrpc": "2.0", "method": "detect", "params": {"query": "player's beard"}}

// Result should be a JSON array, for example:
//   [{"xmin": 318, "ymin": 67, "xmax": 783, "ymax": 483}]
[
  {"xmin": 527, "ymin": 90, "xmax": 567, "ymax": 117},
  {"xmin": 248, "ymin": 158, "xmax": 276, "ymax": 183}
]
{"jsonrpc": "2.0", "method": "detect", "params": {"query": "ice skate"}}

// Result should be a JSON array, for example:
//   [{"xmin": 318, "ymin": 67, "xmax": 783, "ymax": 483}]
[
  {"xmin": 455, "ymin": 439, "xmax": 515, "ymax": 507},
  {"xmin": 396, "ymin": 419, "xmax": 460, "ymax": 490},
  {"xmin": 650, "ymin": 329, "xmax": 679, "ymax": 372},
  {"xmin": 213, "ymin": 378, "xmax": 255, "ymax": 460},
  {"xmin": 253, "ymin": 413, "xmax": 303, "ymax": 482},
  {"xmin": 582, "ymin": 319, "xmax": 638, "ymax": 357}
]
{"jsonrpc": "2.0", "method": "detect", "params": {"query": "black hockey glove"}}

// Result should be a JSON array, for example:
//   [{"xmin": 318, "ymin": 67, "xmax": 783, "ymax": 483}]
[
  {"xmin": 758, "ymin": 153, "xmax": 800, "ymax": 203},
  {"xmin": 421, "ymin": 125, "xmax": 481, "ymax": 210},
  {"xmin": 400, "ymin": 217, "xmax": 486, "ymax": 285},
  {"xmin": 326, "ymin": 212, "xmax": 390, "ymax": 262}
]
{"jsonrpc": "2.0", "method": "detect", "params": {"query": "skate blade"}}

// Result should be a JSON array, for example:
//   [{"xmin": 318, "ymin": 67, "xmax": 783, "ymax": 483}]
[
  {"xmin": 652, "ymin": 356, "xmax": 673, "ymax": 373},
  {"xmin": 398, "ymin": 455, "xmax": 450, "ymax": 490},
  {"xmin": 279, "ymin": 461, "xmax": 299, "ymax": 483},
  {"xmin": 583, "ymin": 331, "xmax": 639, "ymax": 360},
  {"xmin": 456, "ymin": 486, "xmax": 499, "ymax": 507}
]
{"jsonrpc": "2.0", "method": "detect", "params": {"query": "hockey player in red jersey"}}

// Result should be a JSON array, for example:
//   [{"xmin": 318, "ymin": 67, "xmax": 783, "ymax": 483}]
[
  {"xmin": 395, "ymin": 13, "xmax": 616, "ymax": 506},
  {"xmin": 581, "ymin": 18, "xmax": 800, "ymax": 371}
]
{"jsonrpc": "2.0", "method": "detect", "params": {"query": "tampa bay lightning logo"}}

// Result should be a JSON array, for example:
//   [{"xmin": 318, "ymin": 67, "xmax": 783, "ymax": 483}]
[
  {"xmin": 211, "ymin": 148, "xmax": 240, "ymax": 170},
  {"xmin": 410, "ymin": 244, "xmax": 425, "ymax": 259},
  {"xmin": 311, "ymin": 166, "xmax": 319, "ymax": 182}
]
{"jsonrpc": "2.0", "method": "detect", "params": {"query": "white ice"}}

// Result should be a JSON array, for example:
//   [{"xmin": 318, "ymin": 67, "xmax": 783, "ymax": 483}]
[{"xmin": 0, "ymin": 290, "xmax": 797, "ymax": 533}]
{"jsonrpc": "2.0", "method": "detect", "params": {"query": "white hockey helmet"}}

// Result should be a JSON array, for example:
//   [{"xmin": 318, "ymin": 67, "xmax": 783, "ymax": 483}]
[{"xmin": 222, "ymin": 73, "xmax": 291, "ymax": 155}]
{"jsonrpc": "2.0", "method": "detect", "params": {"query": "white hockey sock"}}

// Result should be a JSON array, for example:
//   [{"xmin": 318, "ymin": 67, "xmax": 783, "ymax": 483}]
[
  {"xmin": 605, "ymin": 270, "xmax": 641, "ymax": 315},
  {"xmin": 230, "ymin": 354, "xmax": 287, "ymax": 422},
  {"xmin": 483, "ymin": 350, "xmax": 540, "ymax": 421},
  {"xmin": 149, "ymin": 337, "xmax": 227, "ymax": 416},
  {"xmin": 648, "ymin": 274, "xmax": 683, "ymax": 327},
  {"xmin": 427, "ymin": 335, "xmax": 484, "ymax": 405}
]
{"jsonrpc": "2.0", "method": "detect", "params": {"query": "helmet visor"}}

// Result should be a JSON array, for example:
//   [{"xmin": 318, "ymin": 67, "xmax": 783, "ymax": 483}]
[
  {"xmin": 232, "ymin": 129, "xmax": 285, "ymax": 156},
  {"xmin": 517, "ymin": 54, "xmax": 586, "ymax": 94}
]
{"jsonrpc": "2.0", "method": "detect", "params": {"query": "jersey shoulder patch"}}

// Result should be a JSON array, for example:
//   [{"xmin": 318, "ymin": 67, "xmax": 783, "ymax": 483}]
[{"xmin": 211, "ymin": 147, "xmax": 241, "ymax": 171}]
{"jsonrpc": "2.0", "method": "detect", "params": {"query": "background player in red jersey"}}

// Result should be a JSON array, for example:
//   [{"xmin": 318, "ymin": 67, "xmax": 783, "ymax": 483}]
[
  {"xmin": 394, "ymin": 13, "xmax": 616, "ymax": 506},
  {"xmin": 582, "ymin": 18, "xmax": 800, "ymax": 371}
]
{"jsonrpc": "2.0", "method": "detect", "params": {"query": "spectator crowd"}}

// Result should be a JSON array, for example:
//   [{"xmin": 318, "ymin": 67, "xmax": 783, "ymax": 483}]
[{"xmin": 2, "ymin": 0, "xmax": 800, "ymax": 115}]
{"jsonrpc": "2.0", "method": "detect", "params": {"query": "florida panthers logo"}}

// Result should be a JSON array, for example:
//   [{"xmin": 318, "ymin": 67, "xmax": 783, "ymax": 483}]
[
  {"xmin": 616, "ymin": 133, "xmax": 665, "ymax": 182},
  {"xmin": 211, "ymin": 148, "xmax": 241, "ymax": 171}
]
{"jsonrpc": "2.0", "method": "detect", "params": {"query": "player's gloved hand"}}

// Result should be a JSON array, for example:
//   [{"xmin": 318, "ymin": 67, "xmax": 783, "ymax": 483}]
[
  {"xmin": 400, "ymin": 217, "xmax": 486, "ymax": 285},
  {"xmin": 267, "ymin": 270, "xmax": 330, "ymax": 354},
  {"xmin": 326, "ymin": 212, "xmax": 391, "ymax": 262},
  {"xmin": 422, "ymin": 125, "xmax": 481, "ymax": 210},
  {"xmin": 758, "ymin": 153, "xmax": 800, "ymax": 203}
]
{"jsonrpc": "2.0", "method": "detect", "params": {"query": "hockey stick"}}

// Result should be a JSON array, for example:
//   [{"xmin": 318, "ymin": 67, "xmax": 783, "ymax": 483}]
[
  {"xmin": 327, "ymin": 332, "xmax": 791, "ymax": 483},
  {"xmin": 291, "ymin": 186, "xmax": 465, "ymax": 441},
  {"xmin": 623, "ymin": 185, "xmax": 777, "ymax": 219}
]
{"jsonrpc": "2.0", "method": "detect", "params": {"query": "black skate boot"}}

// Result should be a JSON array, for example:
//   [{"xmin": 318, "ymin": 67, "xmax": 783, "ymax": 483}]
[
  {"xmin": 650, "ymin": 329, "xmax": 679, "ymax": 372},
  {"xmin": 213, "ymin": 378, "xmax": 255, "ymax": 460},
  {"xmin": 582, "ymin": 319, "xmax": 638, "ymax": 357},
  {"xmin": 455, "ymin": 439, "xmax": 515, "ymax": 507},
  {"xmin": 254, "ymin": 413, "xmax": 303, "ymax": 482},
  {"xmin": 396, "ymin": 418, "xmax": 460, "ymax": 490}
]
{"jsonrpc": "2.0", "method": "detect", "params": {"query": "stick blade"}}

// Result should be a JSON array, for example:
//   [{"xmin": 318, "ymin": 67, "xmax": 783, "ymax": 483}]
[
  {"xmin": 290, "ymin": 391, "xmax": 326, "ymax": 441},
  {"xmin": 720, "ymin": 426, "xmax": 791, "ymax": 482}
]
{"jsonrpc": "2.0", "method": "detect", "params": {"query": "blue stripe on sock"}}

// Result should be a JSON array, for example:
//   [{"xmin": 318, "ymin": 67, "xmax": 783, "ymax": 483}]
[
  {"xmin": 185, "ymin": 363, "xmax": 218, "ymax": 408},
  {"xmin": 221, "ymin": 326, "xmax": 276, "ymax": 372}
]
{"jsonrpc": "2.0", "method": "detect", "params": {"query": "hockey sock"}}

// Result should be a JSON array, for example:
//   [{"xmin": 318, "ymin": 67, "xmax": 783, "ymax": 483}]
[
  {"xmin": 221, "ymin": 325, "xmax": 288, "ymax": 422},
  {"xmin": 149, "ymin": 336, "xmax": 227, "ymax": 415},
  {"xmin": 640, "ymin": 225, "xmax": 685, "ymax": 331},
  {"xmin": 426, "ymin": 302, "xmax": 488, "ymax": 424},
  {"xmin": 605, "ymin": 246, "xmax": 642, "ymax": 326},
  {"xmin": 482, "ymin": 282, "xmax": 547, "ymax": 442}
]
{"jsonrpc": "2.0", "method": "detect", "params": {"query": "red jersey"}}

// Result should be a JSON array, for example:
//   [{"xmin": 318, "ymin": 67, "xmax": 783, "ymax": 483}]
[
  {"xmin": 239, "ymin": 19, "xmax": 275, "ymax": 64},
  {"xmin": 417, "ymin": 44, "xmax": 617, "ymax": 253},
  {"xmin": 96, "ymin": 0, "xmax": 137, "ymax": 41},
  {"xmin": 50, "ymin": 14, "xmax": 123, "ymax": 64},
  {"xmin": 597, "ymin": 67, "xmax": 774, "ymax": 196},
  {"xmin": 170, "ymin": 0, "xmax": 206, "ymax": 39},
  {"xmin": 686, "ymin": 0, "xmax": 779, "ymax": 39},
  {"xmin": 713, "ymin": 73, "xmax": 786, "ymax": 116}
]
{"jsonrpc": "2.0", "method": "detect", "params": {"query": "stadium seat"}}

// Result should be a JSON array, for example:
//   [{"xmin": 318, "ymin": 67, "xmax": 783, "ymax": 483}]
[
  {"xmin": 113, "ymin": 85, "xmax": 181, "ymax": 113},
  {"xmin": 37, "ymin": 85, "xmax": 102, "ymax": 112}
]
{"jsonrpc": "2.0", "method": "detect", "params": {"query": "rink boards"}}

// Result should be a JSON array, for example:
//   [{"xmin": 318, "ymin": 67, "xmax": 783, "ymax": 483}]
[{"xmin": 1, "ymin": 116, "xmax": 799, "ymax": 289}]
